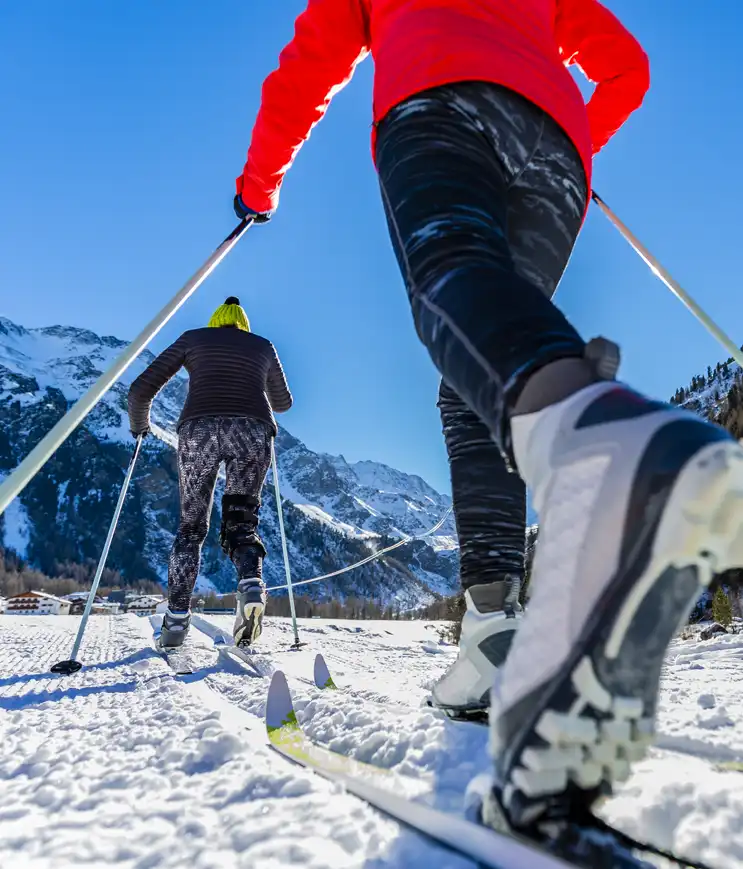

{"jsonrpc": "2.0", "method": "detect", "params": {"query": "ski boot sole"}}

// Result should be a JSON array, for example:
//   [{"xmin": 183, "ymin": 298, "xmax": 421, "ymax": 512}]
[
  {"xmin": 428, "ymin": 698, "xmax": 489, "ymax": 725},
  {"xmin": 234, "ymin": 601, "xmax": 265, "ymax": 648},
  {"xmin": 499, "ymin": 440, "xmax": 743, "ymax": 828}
]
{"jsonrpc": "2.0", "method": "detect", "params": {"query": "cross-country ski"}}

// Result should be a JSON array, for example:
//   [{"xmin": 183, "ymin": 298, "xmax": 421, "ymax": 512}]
[{"xmin": 313, "ymin": 653, "xmax": 338, "ymax": 690}]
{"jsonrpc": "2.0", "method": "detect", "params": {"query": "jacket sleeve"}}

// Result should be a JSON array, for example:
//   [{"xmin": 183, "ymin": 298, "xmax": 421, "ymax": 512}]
[
  {"xmin": 556, "ymin": 0, "xmax": 650, "ymax": 154},
  {"xmin": 236, "ymin": 0, "xmax": 370, "ymax": 214},
  {"xmin": 266, "ymin": 345, "xmax": 293, "ymax": 414},
  {"xmin": 127, "ymin": 336, "xmax": 187, "ymax": 434}
]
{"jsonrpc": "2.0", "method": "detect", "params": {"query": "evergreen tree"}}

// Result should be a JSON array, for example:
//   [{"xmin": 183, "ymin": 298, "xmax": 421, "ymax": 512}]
[
  {"xmin": 713, "ymin": 586, "xmax": 733, "ymax": 628},
  {"xmin": 439, "ymin": 592, "xmax": 465, "ymax": 643}
]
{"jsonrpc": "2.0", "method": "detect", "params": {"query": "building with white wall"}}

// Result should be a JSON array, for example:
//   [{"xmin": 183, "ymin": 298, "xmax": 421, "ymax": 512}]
[
  {"xmin": 5, "ymin": 591, "xmax": 72, "ymax": 616},
  {"xmin": 125, "ymin": 596, "xmax": 164, "ymax": 615}
]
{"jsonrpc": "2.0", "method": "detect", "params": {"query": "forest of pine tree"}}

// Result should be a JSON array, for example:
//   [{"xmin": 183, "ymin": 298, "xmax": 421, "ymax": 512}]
[{"xmin": 0, "ymin": 547, "xmax": 162, "ymax": 600}]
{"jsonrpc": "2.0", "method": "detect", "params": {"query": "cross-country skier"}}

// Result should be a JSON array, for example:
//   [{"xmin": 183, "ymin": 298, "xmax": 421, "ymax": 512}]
[
  {"xmin": 232, "ymin": 0, "xmax": 743, "ymax": 837},
  {"xmin": 127, "ymin": 297, "xmax": 292, "ymax": 650}
]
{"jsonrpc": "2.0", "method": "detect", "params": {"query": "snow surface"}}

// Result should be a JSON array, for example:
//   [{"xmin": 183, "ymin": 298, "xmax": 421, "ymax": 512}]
[{"xmin": 1, "ymin": 615, "xmax": 743, "ymax": 868}]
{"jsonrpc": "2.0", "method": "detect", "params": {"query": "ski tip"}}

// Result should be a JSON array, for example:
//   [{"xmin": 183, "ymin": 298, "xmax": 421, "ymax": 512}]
[
  {"xmin": 715, "ymin": 761, "xmax": 743, "ymax": 773},
  {"xmin": 313, "ymin": 653, "xmax": 336, "ymax": 690},
  {"xmin": 266, "ymin": 670, "xmax": 299, "ymax": 738}
]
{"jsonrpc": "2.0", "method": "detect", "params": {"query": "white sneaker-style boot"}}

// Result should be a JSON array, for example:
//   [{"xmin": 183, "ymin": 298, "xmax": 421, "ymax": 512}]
[
  {"xmin": 487, "ymin": 377, "xmax": 743, "ymax": 831},
  {"xmin": 431, "ymin": 577, "xmax": 522, "ymax": 720}
]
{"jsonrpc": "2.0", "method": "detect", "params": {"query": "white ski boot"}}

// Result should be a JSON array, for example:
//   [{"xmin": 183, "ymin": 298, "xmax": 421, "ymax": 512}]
[
  {"xmin": 487, "ymin": 379, "xmax": 743, "ymax": 831},
  {"xmin": 431, "ymin": 578, "xmax": 522, "ymax": 720},
  {"xmin": 233, "ymin": 578, "xmax": 267, "ymax": 647},
  {"xmin": 155, "ymin": 608, "xmax": 191, "ymax": 649}
]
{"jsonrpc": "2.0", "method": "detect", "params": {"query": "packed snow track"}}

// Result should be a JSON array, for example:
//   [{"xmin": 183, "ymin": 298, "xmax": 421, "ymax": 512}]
[{"xmin": 1, "ymin": 614, "xmax": 742, "ymax": 869}]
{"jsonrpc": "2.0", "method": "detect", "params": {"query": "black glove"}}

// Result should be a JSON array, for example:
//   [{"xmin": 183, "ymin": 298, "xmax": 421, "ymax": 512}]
[
  {"xmin": 234, "ymin": 194, "xmax": 272, "ymax": 224},
  {"xmin": 131, "ymin": 427, "xmax": 149, "ymax": 440}
]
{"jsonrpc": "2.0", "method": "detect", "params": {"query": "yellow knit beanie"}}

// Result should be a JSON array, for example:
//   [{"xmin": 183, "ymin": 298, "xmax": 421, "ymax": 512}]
[{"xmin": 208, "ymin": 296, "xmax": 250, "ymax": 331}]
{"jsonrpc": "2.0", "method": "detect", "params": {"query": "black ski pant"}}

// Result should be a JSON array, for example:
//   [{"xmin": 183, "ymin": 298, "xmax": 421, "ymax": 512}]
[
  {"xmin": 168, "ymin": 416, "xmax": 272, "ymax": 612},
  {"xmin": 377, "ymin": 81, "xmax": 588, "ymax": 462},
  {"xmin": 376, "ymin": 82, "xmax": 588, "ymax": 591},
  {"xmin": 438, "ymin": 380, "xmax": 526, "ymax": 590}
]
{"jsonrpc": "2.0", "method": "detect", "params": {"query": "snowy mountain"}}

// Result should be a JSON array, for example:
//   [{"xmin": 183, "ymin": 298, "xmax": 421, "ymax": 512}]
[
  {"xmin": 670, "ymin": 358, "xmax": 740, "ymax": 420},
  {"xmin": 0, "ymin": 316, "xmax": 457, "ymax": 608},
  {"xmin": 668, "ymin": 354, "xmax": 743, "ymax": 619}
]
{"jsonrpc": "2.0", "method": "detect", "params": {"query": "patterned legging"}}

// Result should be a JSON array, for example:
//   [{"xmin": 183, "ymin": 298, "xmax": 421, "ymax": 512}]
[{"xmin": 168, "ymin": 416, "xmax": 273, "ymax": 612}]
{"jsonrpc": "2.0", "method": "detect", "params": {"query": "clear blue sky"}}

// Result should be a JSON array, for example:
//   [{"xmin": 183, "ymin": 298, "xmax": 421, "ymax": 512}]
[{"xmin": 2, "ymin": 1, "xmax": 742, "ymax": 495}]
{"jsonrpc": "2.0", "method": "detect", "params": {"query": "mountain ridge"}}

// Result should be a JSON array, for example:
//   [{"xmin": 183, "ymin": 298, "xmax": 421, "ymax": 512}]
[{"xmin": 0, "ymin": 316, "xmax": 457, "ymax": 608}]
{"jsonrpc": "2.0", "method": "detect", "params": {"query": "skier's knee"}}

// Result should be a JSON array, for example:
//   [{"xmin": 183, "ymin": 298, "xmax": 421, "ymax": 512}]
[
  {"xmin": 222, "ymin": 493, "xmax": 260, "ymax": 527},
  {"xmin": 437, "ymin": 379, "xmax": 459, "ymax": 412}
]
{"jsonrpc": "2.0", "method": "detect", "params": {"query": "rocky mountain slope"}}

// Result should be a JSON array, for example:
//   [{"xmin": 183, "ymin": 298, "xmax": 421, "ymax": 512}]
[{"xmin": 0, "ymin": 317, "xmax": 457, "ymax": 608}]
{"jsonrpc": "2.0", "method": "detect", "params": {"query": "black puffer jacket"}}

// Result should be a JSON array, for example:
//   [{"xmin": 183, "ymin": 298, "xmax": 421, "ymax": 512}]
[{"xmin": 128, "ymin": 327, "xmax": 292, "ymax": 435}]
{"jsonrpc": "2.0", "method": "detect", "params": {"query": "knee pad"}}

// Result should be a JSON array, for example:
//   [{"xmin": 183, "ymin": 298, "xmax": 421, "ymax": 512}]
[
  {"xmin": 220, "ymin": 493, "xmax": 264, "ymax": 557},
  {"xmin": 222, "ymin": 493, "xmax": 261, "ymax": 526},
  {"xmin": 231, "ymin": 531, "xmax": 267, "ymax": 560}
]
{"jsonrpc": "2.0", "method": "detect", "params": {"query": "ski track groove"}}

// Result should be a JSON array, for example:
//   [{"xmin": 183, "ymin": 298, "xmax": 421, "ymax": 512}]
[{"xmin": 1, "ymin": 614, "xmax": 743, "ymax": 868}]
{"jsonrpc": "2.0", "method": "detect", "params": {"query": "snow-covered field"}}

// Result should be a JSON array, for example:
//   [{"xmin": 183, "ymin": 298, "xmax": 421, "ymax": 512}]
[{"xmin": 1, "ymin": 614, "xmax": 742, "ymax": 869}]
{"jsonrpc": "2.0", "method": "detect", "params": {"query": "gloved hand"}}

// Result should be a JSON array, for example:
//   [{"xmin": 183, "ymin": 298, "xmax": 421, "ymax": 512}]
[
  {"xmin": 131, "ymin": 426, "xmax": 150, "ymax": 440},
  {"xmin": 234, "ymin": 194, "xmax": 272, "ymax": 224}
]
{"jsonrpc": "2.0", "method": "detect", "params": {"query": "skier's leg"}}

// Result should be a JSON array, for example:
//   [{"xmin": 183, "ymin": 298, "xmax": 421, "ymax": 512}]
[
  {"xmin": 432, "ymin": 138, "xmax": 583, "ymax": 712},
  {"xmin": 377, "ymin": 81, "xmax": 743, "ymax": 829},
  {"xmin": 431, "ymin": 380, "xmax": 525, "ymax": 714},
  {"xmin": 162, "ymin": 418, "xmax": 221, "ymax": 647},
  {"xmin": 376, "ymin": 82, "xmax": 588, "ymax": 455},
  {"xmin": 219, "ymin": 417, "xmax": 273, "ymax": 646},
  {"xmin": 440, "ymin": 381, "xmax": 527, "ymax": 592}
]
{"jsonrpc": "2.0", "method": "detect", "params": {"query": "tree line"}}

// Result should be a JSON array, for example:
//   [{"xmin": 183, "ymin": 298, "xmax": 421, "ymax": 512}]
[
  {"xmin": 197, "ymin": 590, "xmax": 420, "ymax": 621},
  {"xmin": 0, "ymin": 547, "xmax": 162, "ymax": 600}
]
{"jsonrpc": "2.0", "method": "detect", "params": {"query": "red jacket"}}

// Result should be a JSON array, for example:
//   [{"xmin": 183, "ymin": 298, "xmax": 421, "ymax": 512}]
[{"xmin": 237, "ymin": 0, "xmax": 649, "ymax": 214}]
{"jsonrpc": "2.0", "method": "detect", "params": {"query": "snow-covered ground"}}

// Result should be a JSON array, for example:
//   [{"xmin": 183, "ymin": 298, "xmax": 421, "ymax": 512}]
[{"xmin": 1, "ymin": 615, "xmax": 742, "ymax": 869}]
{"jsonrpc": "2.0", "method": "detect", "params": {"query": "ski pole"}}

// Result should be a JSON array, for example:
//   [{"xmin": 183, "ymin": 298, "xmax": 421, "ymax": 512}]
[
  {"xmin": 270, "ymin": 438, "xmax": 304, "ymax": 649},
  {"xmin": 0, "ymin": 219, "xmax": 253, "ymax": 518},
  {"xmin": 592, "ymin": 191, "xmax": 743, "ymax": 369},
  {"xmin": 51, "ymin": 435, "xmax": 144, "ymax": 675}
]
